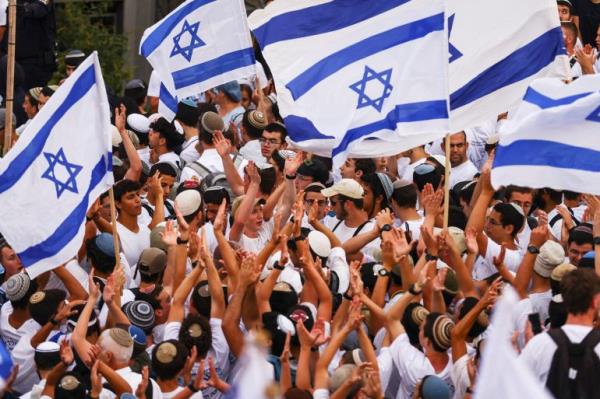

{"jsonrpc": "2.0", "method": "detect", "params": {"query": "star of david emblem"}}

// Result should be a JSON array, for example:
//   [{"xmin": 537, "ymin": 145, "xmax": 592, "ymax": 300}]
[
  {"xmin": 350, "ymin": 66, "xmax": 394, "ymax": 113},
  {"xmin": 448, "ymin": 14, "xmax": 463, "ymax": 63},
  {"xmin": 586, "ymin": 105, "xmax": 600, "ymax": 122},
  {"xmin": 41, "ymin": 148, "xmax": 83, "ymax": 198},
  {"xmin": 170, "ymin": 20, "xmax": 205, "ymax": 62}
]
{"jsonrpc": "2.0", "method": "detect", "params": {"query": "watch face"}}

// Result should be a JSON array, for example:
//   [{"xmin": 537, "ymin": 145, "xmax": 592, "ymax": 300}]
[
  {"xmin": 378, "ymin": 269, "xmax": 388, "ymax": 276},
  {"xmin": 382, "ymin": 224, "xmax": 392, "ymax": 231}
]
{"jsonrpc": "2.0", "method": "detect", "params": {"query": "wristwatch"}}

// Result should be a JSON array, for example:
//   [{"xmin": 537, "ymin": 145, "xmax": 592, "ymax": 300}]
[
  {"xmin": 425, "ymin": 252, "xmax": 438, "ymax": 262},
  {"xmin": 273, "ymin": 261, "xmax": 285, "ymax": 271},
  {"xmin": 380, "ymin": 224, "xmax": 392, "ymax": 234},
  {"xmin": 378, "ymin": 268, "xmax": 390, "ymax": 277},
  {"xmin": 594, "ymin": 236, "xmax": 600, "ymax": 246},
  {"xmin": 176, "ymin": 237, "xmax": 189, "ymax": 245},
  {"xmin": 408, "ymin": 283, "xmax": 423, "ymax": 296},
  {"xmin": 527, "ymin": 245, "xmax": 540, "ymax": 255}
]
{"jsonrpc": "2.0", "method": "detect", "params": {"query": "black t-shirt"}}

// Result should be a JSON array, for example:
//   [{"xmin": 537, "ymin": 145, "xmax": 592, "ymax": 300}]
[{"xmin": 571, "ymin": 0, "xmax": 600, "ymax": 45}]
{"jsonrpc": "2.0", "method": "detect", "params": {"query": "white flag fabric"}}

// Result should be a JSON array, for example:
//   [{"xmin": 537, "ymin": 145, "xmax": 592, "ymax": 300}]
[
  {"xmin": 140, "ymin": 0, "xmax": 256, "ymax": 119},
  {"xmin": 492, "ymin": 75, "xmax": 600, "ymax": 195},
  {"xmin": 224, "ymin": 340, "xmax": 274, "ymax": 399},
  {"xmin": 474, "ymin": 287, "xmax": 553, "ymax": 399},
  {"xmin": 0, "ymin": 52, "xmax": 113, "ymax": 278},
  {"xmin": 448, "ymin": 0, "xmax": 566, "ymax": 132},
  {"xmin": 248, "ymin": 0, "xmax": 449, "ymax": 167}
]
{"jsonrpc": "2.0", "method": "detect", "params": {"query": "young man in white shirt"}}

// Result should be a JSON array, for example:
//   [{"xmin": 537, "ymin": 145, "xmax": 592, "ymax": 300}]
[
  {"xmin": 441, "ymin": 132, "xmax": 478, "ymax": 189},
  {"xmin": 520, "ymin": 268, "xmax": 600, "ymax": 398},
  {"xmin": 140, "ymin": 117, "xmax": 185, "ymax": 170},
  {"xmin": 175, "ymin": 99, "xmax": 202, "ymax": 164}
]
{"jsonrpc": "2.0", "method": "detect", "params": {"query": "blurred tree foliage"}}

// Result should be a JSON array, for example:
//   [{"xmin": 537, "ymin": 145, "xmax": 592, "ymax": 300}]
[{"xmin": 52, "ymin": 1, "xmax": 130, "ymax": 93}]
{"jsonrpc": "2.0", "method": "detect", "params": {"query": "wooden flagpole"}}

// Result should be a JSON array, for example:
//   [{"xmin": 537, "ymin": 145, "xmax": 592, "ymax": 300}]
[
  {"xmin": 108, "ymin": 187, "xmax": 121, "ymax": 262},
  {"xmin": 443, "ymin": 133, "xmax": 451, "ymax": 230},
  {"xmin": 3, "ymin": 0, "xmax": 16, "ymax": 155}
]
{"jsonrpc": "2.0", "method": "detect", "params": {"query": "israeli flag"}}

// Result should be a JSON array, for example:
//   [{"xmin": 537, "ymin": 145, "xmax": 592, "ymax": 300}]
[
  {"xmin": 449, "ymin": 0, "xmax": 567, "ymax": 132},
  {"xmin": 140, "ymin": 0, "xmax": 256, "ymax": 119},
  {"xmin": 492, "ymin": 74, "xmax": 600, "ymax": 195},
  {"xmin": 248, "ymin": 0, "xmax": 449, "ymax": 166},
  {"xmin": 0, "ymin": 52, "xmax": 113, "ymax": 278}
]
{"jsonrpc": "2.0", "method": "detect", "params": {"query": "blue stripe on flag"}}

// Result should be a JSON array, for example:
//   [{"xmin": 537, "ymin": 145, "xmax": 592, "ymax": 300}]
[
  {"xmin": 494, "ymin": 140, "xmax": 600, "ymax": 172},
  {"xmin": 283, "ymin": 115, "xmax": 336, "ymax": 142},
  {"xmin": 523, "ymin": 87, "xmax": 593, "ymax": 109},
  {"xmin": 0, "ymin": 65, "xmax": 96, "ymax": 194},
  {"xmin": 253, "ymin": 0, "xmax": 410, "ymax": 49},
  {"xmin": 140, "ymin": 0, "xmax": 217, "ymax": 57},
  {"xmin": 332, "ymin": 100, "xmax": 448, "ymax": 157},
  {"xmin": 450, "ymin": 27, "xmax": 564, "ymax": 110},
  {"xmin": 160, "ymin": 84, "xmax": 179, "ymax": 114},
  {"xmin": 18, "ymin": 155, "xmax": 111, "ymax": 266},
  {"xmin": 286, "ymin": 13, "xmax": 444, "ymax": 101},
  {"xmin": 171, "ymin": 48, "xmax": 255, "ymax": 90}
]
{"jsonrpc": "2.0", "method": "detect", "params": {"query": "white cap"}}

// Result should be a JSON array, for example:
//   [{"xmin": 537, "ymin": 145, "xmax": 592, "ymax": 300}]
[
  {"xmin": 148, "ymin": 113, "xmax": 162, "ymax": 124},
  {"xmin": 36, "ymin": 341, "xmax": 60, "ymax": 353},
  {"xmin": 110, "ymin": 125, "xmax": 122, "ymax": 147},
  {"xmin": 127, "ymin": 114, "xmax": 150, "ymax": 134},
  {"xmin": 308, "ymin": 231, "xmax": 331, "ymax": 258},
  {"xmin": 432, "ymin": 154, "xmax": 446, "ymax": 168},
  {"xmin": 321, "ymin": 179, "xmax": 364, "ymax": 199},
  {"xmin": 175, "ymin": 190, "xmax": 202, "ymax": 216}
]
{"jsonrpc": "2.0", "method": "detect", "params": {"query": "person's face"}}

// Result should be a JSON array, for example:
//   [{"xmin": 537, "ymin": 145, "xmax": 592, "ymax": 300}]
[
  {"xmin": 330, "ymin": 195, "xmax": 345, "ymax": 220},
  {"xmin": 260, "ymin": 130, "xmax": 284, "ymax": 158},
  {"xmin": 304, "ymin": 192, "xmax": 328, "ymax": 220},
  {"xmin": 156, "ymin": 289, "xmax": 171, "ymax": 324},
  {"xmin": 558, "ymin": 4, "xmax": 571, "ymax": 21},
  {"xmin": 295, "ymin": 174, "xmax": 314, "ymax": 191},
  {"xmin": 99, "ymin": 196, "xmax": 112, "ymax": 220},
  {"xmin": 22, "ymin": 95, "xmax": 38, "ymax": 119},
  {"xmin": 247, "ymin": 204, "xmax": 264, "ymax": 232},
  {"xmin": 484, "ymin": 209, "xmax": 509, "ymax": 242},
  {"xmin": 160, "ymin": 175, "xmax": 175, "ymax": 198},
  {"xmin": 568, "ymin": 242, "xmax": 593, "ymax": 265},
  {"xmin": 509, "ymin": 192, "xmax": 533, "ymax": 216},
  {"xmin": 148, "ymin": 129, "xmax": 161, "ymax": 149},
  {"xmin": 241, "ymin": 88, "xmax": 252, "ymax": 110},
  {"xmin": 38, "ymin": 93, "xmax": 49, "ymax": 109},
  {"xmin": 561, "ymin": 26, "xmax": 575, "ymax": 48},
  {"xmin": 205, "ymin": 202, "xmax": 222, "ymax": 224},
  {"xmin": 65, "ymin": 65, "xmax": 76, "ymax": 77},
  {"xmin": 117, "ymin": 190, "xmax": 142, "ymax": 216},
  {"xmin": 360, "ymin": 181, "xmax": 376, "ymax": 217},
  {"xmin": 446, "ymin": 132, "xmax": 468, "ymax": 167},
  {"xmin": 0, "ymin": 247, "xmax": 22, "ymax": 277},
  {"xmin": 339, "ymin": 159, "xmax": 356, "ymax": 179}
]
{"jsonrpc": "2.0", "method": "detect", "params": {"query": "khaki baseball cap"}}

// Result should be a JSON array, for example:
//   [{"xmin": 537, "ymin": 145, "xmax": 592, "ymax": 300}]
[{"xmin": 321, "ymin": 179, "xmax": 364, "ymax": 200}]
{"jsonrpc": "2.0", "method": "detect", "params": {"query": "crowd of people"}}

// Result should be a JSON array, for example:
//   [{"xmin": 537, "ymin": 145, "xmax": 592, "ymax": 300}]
[{"xmin": 0, "ymin": 0, "xmax": 600, "ymax": 399}]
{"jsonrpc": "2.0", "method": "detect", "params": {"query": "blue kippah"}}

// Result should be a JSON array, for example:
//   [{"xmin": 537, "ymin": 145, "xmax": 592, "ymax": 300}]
[
  {"xmin": 128, "ymin": 325, "xmax": 147, "ymax": 345},
  {"xmin": 94, "ymin": 233, "xmax": 115, "ymax": 258},
  {"xmin": 414, "ymin": 163, "xmax": 436, "ymax": 175}
]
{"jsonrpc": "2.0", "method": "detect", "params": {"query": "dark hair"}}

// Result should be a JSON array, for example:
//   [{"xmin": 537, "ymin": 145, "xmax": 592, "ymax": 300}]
[
  {"xmin": 113, "ymin": 179, "xmax": 141, "ymax": 202},
  {"xmin": 259, "ymin": 167, "xmax": 277, "ymax": 195},
  {"xmin": 179, "ymin": 313, "xmax": 212, "ymax": 358},
  {"xmin": 150, "ymin": 118, "xmax": 184, "ymax": 151},
  {"xmin": 34, "ymin": 349, "xmax": 61, "ymax": 371},
  {"xmin": 505, "ymin": 186, "xmax": 533, "ymax": 201},
  {"xmin": 359, "ymin": 263, "xmax": 378, "ymax": 293},
  {"xmin": 456, "ymin": 181, "xmax": 476, "ymax": 205},
  {"xmin": 136, "ymin": 292, "xmax": 162, "ymax": 311},
  {"xmin": 263, "ymin": 123, "xmax": 287, "ymax": 141},
  {"xmin": 568, "ymin": 223, "xmax": 594, "ymax": 246},
  {"xmin": 86, "ymin": 238, "xmax": 116, "ymax": 275},
  {"xmin": 563, "ymin": 190, "xmax": 580, "ymax": 201},
  {"xmin": 149, "ymin": 162, "xmax": 178, "ymax": 178},
  {"xmin": 413, "ymin": 167, "xmax": 442, "ymax": 191},
  {"xmin": 176, "ymin": 102, "xmax": 200, "ymax": 127},
  {"xmin": 203, "ymin": 187, "xmax": 230, "ymax": 206},
  {"xmin": 25, "ymin": 92, "xmax": 39, "ymax": 108},
  {"xmin": 152, "ymin": 340, "xmax": 189, "ymax": 380},
  {"xmin": 30, "ymin": 289, "xmax": 67, "ymax": 326},
  {"xmin": 353, "ymin": 158, "xmax": 376, "ymax": 176},
  {"xmin": 11, "ymin": 278, "xmax": 38, "ymax": 310},
  {"xmin": 242, "ymin": 110, "xmax": 263, "ymax": 140},
  {"xmin": 297, "ymin": 159, "xmax": 329, "ymax": 185},
  {"xmin": 270, "ymin": 150, "xmax": 286, "ymax": 173},
  {"xmin": 458, "ymin": 297, "xmax": 487, "ymax": 339},
  {"xmin": 392, "ymin": 184, "xmax": 418, "ymax": 208},
  {"xmin": 360, "ymin": 173, "xmax": 390, "ymax": 211},
  {"xmin": 493, "ymin": 202, "xmax": 524, "ymax": 237},
  {"xmin": 542, "ymin": 188, "xmax": 563, "ymax": 205},
  {"xmin": 448, "ymin": 206, "xmax": 467, "ymax": 230},
  {"xmin": 561, "ymin": 269, "xmax": 600, "ymax": 315},
  {"xmin": 339, "ymin": 194, "xmax": 363, "ymax": 210}
]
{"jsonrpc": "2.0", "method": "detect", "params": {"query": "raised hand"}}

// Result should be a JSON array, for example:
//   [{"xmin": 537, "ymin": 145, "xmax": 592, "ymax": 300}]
[
  {"xmin": 465, "ymin": 227, "xmax": 478, "ymax": 255},
  {"xmin": 239, "ymin": 253, "xmax": 261, "ymax": 287},
  {"xmin": 114, "ymin": 104, "xmax": 127, "ymax": 133},
  {"xmin": 213, "ymin": 130, "xmax": 231, "ymax": 158},
  {"xmin": 247, "ymin": 161, "xmax": 261, "ymax": 186},
  {"xmin": 529, "ymin": 224, "xmax": 549, "ymax": 249},
  {"xmin": 60, "ymin": 339, "xmax": 74, "ymax": 366},
  {"xmin": 135, "ymin": 366, "xmax": 149, "ymax": 399},
  {"xmin": 160, "ymin": 220, "xmax": 178, "ymax": 247},
  {"xmin": 492, "ymin": 244, "xmax": 506, "ymax": 271},
  {"xmin": 284, "ymin": 150, "xmax": 304, "ymax": 177}
]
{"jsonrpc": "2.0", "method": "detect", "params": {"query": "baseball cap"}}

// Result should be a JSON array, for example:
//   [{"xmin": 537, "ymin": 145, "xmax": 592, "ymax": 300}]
[
  {"xmin": 136, "ymin": 248, "xmax": 167, "ymax": 277},
  {"xmin": 534, "ymin": 241, "xmax": 565, "ymax": 278},
  {"xmin": 321, "ymin": 179, "xmax": 364, "ymax": 200},
  {"xmin": 64, "ymin": 50, "xmax": 85, "ymax": 67},
  {"xmin": 231, "ymin": 195, "xmax": 266, "ymax": 218},
  {"xmin": 550, "ymin": 263, "xmax": 577, "ymax": 282}
]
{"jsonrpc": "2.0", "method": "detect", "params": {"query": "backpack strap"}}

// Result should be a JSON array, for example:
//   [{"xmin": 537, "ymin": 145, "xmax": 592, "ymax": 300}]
[
  {"xmin": 549, "ymin": 208, "xmax": 580, "ymax": 228},
  {"xmin": 188, "ymin": 161, "xmax": 212, "ymax": 180},
  {"xmin": 163, "ymin": 201, "xmax": 176, "ymax": 220},
  {"xmin": 352, "ymin": 220, "xmax": 370, "ymax": 237},
  {"xmin": 331, "ymin": 219, "xmax": 344, "ymax": 233},
  {"xmin": 141, "ymin": 203, "xmax": 154, "ymax": 218}
]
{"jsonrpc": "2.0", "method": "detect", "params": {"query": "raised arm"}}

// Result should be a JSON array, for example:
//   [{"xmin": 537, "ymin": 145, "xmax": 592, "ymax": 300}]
[
  {"xmin": 466, "ymin": 163, "xmax": 494, "ymax": 257},
  {"xmin": 297, "ymin": 238, "xmax": 332, "ymax": 322},
  {"xmin": 115, "ymin": 105, "xmax": 142, "ymax": 182},
  {"xmin": 212, "ymin": 199, "xmax": 239, "ymax": 288},
  {"xmin": 513, "ymin": 225, "xmax": 548, "ymax": 299},
  {"xmin": 213, "ymin": 130, "xmax": 245, "ymax": 197},
  {"xmin": 53, "ymin": 264, "xmax": 88, "ymax": 300},
  {"xmin": 437, "ymin": 230, "xmax": 478, "ymax": 298},
  {"xmin": 72, "ymin": 276, "xmax": 99, "ymax": 366},
  {"xmin": 229, "ymin": 162, "xmax": 260, "ymax": 242},
  {"xmin": 146, "ymin": 172, "xmax": 165, "ymax": 229},
  {"xmin": 201, "ymin": 228, "xmax": 226, "ymax": 319},
  {"xmin": 167, "ymin": 260, "xmax": 204, "ymax": 323}
]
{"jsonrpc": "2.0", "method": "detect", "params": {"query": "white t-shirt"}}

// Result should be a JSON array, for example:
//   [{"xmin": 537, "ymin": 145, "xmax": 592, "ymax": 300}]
[
  {"xmin": 449, "ymin": 161, "xmax": 478, "ymax": 189},
  {"xmin": 116, "ymin": 222, "xmax": 151, "ymax": 267},
  {"xmin": 99, "ymin": 367, "xmax": 162, "ymax": 399},
  {"xmin": 180, "ymin": 136, "xmax": 201, "ymax": 164},
  {"xmin": 139, "ymin": 150, "xmax": 183, "ymax": 170},
  {"xmin": 0, "ymin": 302, "xmax": 40, "ymax": 351},
  {"xmin": 520, "ymin": 324, "xmax": 600, "ymax": 384},
  {"xmin": 221, "ymin": 105, "xmax": 245, "ymax": 132},
  {"xmin": 451, "ymin": 354, "xmax": 471, "ymax": 399},
  {"xmin": 395, "ymin": 217, "xmax": 424, "ymax": 242},
  {"xmin": 389, "ymin": 333, "xmax": 454, "ymax": 399},
  {"xmin": 331, "ymin": 219, "xmax": 378, "ymax": 253},
  {"xmin": 472, "ymin": 238, "xmax": 522, "ymax": 281},
  {"xmin": 139, "ymin": 198, "xmax": 175, "ymax": 227},
  {"xmin": 19, "ymin": 379, "xmax": 46, "ymax": 399},
  {"xmin": 234, "ymin": 218, "xmax": 274, "ymax": 254},
  {"xmin": 530, "ymin": 290, "xmax": 552, "ymax": 324},
  {"xmin": 239, "ymin": 140, "xmax": 266, "ymax": 164}
]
